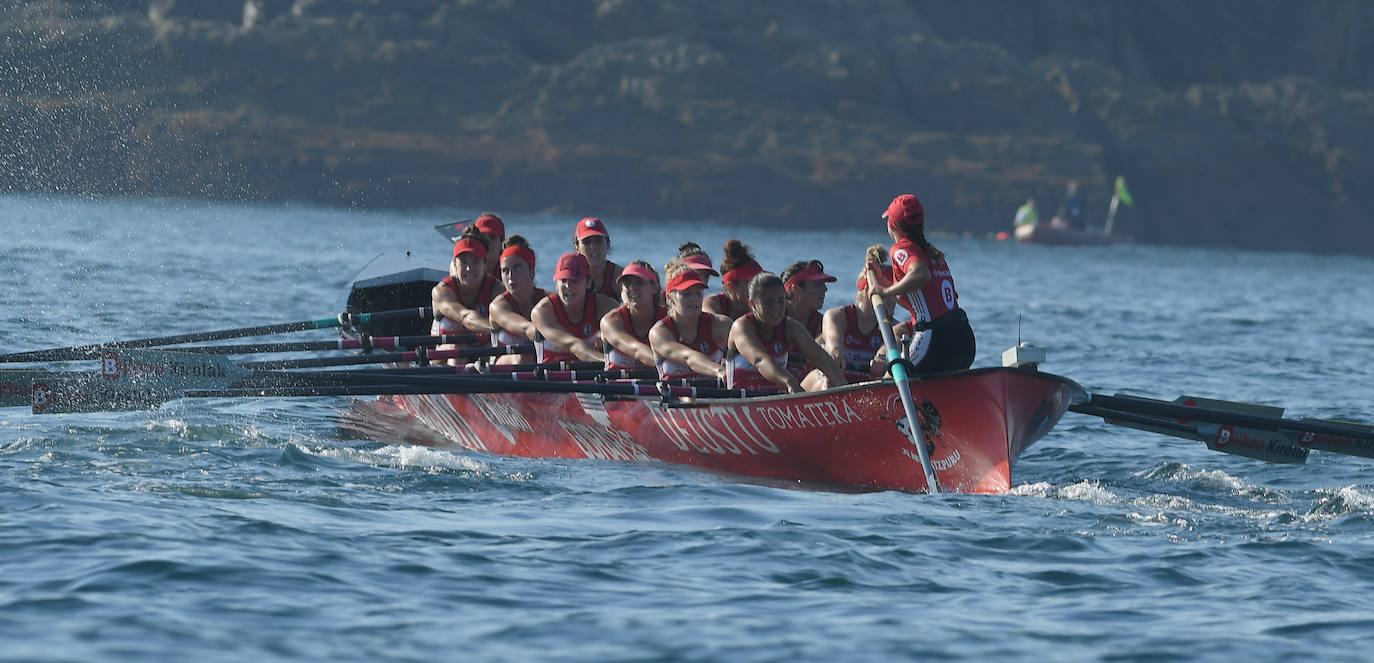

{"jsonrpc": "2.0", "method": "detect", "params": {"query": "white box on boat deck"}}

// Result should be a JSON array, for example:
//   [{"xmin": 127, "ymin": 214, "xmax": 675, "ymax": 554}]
[{"xmin": 1002, "ymin": 343, "xmax": 1046, "ymax": 369}]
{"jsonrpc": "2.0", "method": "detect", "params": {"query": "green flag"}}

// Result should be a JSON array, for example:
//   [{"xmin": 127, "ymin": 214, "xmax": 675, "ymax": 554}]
[{"xmin": 1115, "ymin": 175, "xmax": 1134, "ymax": 206}]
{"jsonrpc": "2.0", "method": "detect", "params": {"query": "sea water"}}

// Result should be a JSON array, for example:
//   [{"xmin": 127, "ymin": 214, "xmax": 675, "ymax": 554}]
[{"xmin": 1, "ymin": 194, "xmax": 1372, "ymax": 662}]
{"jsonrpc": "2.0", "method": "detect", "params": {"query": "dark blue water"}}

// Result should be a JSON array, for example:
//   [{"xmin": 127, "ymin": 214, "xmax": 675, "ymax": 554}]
[{"xmin": 3, "ymin": 195, "xmax": 1372, "ymax": 662}]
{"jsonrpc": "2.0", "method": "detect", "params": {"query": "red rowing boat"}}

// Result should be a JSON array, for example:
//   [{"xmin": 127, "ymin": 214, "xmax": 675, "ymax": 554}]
[{"xmin": 349, "ymin": 367, "xmax": 1083, "ymax": 494}]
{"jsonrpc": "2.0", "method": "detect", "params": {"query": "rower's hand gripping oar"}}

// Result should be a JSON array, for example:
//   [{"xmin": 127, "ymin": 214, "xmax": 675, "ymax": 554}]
[
  {"xmin": 0, "ymin": 307, "xmax": 433, "ymax": 363},
  {"xmin": 869, "ymin": 267, "xmax": 942, "ymax": 494}
]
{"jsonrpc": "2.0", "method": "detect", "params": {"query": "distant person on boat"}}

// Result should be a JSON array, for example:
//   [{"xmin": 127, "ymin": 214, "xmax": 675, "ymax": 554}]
[
  {"xmin": 1013, "ymin": 197, "xmax": 1038, "ymax": 227},
  {"xmin": 573, "ymin": 217, "xmax": 623, "ymax": 299},
  {"xmin": 601, "ymin": 260, "xmax": 667, "ymax": 371},
  {"xmin": 872, "ymin": 194, "xmax": 976, "ymax": 374},
  {"xmin": 727, "ymin": 273, "xmax": 846, "ymax": 393},
  {"xmin": 706, "ymin": 239, "xmax": 763, "ymax": 320},
  {"xmin": 780, "ymin": 259, "xmax": 836, "ymax": 341},
  {"xmin": 673, "ymin": 241, "xmax": 720, "ymax": 288},
  {"xmin": 488, "ymin": 235, "xmax": 546, "ymax": 366},
  {"xmin": 532, "ymin": 252, "xmax": 619, "ymax": 363},
  {"xmin": 431, "ymin": 230, "xmax": 506, "ymax": 364},
  {"xmin": 822, "ymin": 247, "xmax": 894, "ymax": 383},
  {"xmin": 650, "ymin": 260, "xmax": 731, "ymax": 383},
  {"xmin": 1055, "ymin": 181, "xmax": 1083, "ymax": 229},
  {"xmin": 472, "ymin": 213, "xmax": 506, "ymax": 278}
]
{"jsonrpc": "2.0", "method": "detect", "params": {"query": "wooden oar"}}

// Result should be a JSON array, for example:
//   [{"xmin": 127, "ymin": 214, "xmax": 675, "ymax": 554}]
[
  {"xmin": 870, "ymin": 289, "xmax": 942, "ymax": 494},
  {"xmin": 0, "ymin": 307, "xmax": 433, "ymax": 363},
  {"xmin": 164, "ymin": 332, "xmax": 488, "ymax": 355}
]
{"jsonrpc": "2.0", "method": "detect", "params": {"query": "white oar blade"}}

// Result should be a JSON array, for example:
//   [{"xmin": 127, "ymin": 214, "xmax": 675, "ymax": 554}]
[{"xmin": 30, "ymin": 348, "xmax": 252, "ymax": 414}]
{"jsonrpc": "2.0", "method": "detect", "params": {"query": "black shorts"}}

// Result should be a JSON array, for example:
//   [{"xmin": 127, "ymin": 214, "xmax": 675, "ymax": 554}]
[{"xmin": 909, "ymin": 308, "xmax": 976, "ymax": 374}]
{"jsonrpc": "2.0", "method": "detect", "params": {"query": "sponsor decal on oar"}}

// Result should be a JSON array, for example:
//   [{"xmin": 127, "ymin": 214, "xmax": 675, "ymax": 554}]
[
  {"xmin": 1, "ymin": 369, "xmax": 89, "ymax": 407},
  {"xmin": 31, "ymin": 348, "xmax": 253, "ymax": 414}
]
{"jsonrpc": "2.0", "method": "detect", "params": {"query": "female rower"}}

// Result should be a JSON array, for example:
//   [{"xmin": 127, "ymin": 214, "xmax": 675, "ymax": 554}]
[
  {"xmin": 727, "ymin": 273, "xmax": 845, "ymax": 394},
  {"xmin": 872, "ymin": 194, "xmax": 976, "ymax": 373},
  {"xmin": 705, "ymin": 239, "xmax": 763, "ymax": 320},
  {"xmin": 531, "ymin": 252, "xmax": 619, "ymax": 363},
  {"xmin": 780, "ymin": 259, "xmax": 836, "ymax": 341},
  {"xmin": 573, "ymin": 217, "xmax": 623, "ymax": 298},
  {"xmin": 488, "ymin": 235, "xmax": 546, "ymax": 366},
  {"xmin": 821, "ymin": 247, "xmax": 893, "ymax": 383},
  {"xmin": 649, "ymin": 260, "xmax": 731, "ymax": 383},
  {"xmin": 673, "ymin": 242, "xmax": 720, "ymax": 288},
  {"xmin": 431, "ymin": 229, "xmax": 505, "ymax": 364},
  {"xmin": 472, "ymin": 213, "xmax": 506, "ymax": 279},
  {"xmin": 601, "ymin": 260, "xmax": 667, "ymax": 371}
]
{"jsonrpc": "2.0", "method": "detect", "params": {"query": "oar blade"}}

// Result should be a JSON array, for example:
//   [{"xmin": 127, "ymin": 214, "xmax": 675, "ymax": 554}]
[
  {"xmin": 1196, "ymin": 423, "xmax": 1308, "ymax": 464},
  {"xmin": 1, "ymin": 369, "xmax": 88, "ymax": 407},
  {"xmin": 30, "ymin": 348, "xmax": 253, "ymax": 414},
  {"xmin": 1297, "ymin": 419, "xmax": 1374, "ymax": 460}
]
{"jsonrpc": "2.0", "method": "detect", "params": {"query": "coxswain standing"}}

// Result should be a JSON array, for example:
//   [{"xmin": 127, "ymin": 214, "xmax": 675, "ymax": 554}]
[
  {"xmin": 531, "ymin": 252, "xmax": 619, "ymax": 363},
  {"xmin": 431, "ymin": 230, "xmax": 504, "ymax": 365},
  {"xmin": 649, "ymin": 260, "xmax": 731, "ymax": 383},
  {"xmin": 822, "ymin": 247, "xmax": 893, "ymax": 383},
  {"xmin": 727, "ymin": 273, "xmax": 845, "ymax": 394},
  {"xmin": 573, "ymin": 217, "xmax": 623, "ymax": 299},
  {"xmin": 487, "ymin": 235, "xmax": 545, "ymax": 366},
  {"xmin": 872, "ymin": 194, "xmax": 976, "ymax": 373},
  {"xmin": 706, "ymin": 239, "xmax": 763, "ymax": 320},
  {"xmin": 601, "ymin": 260, "xmax": 667, "ymax": 371}
]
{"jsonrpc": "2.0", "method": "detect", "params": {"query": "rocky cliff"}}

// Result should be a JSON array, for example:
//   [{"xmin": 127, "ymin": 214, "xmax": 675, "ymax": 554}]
[{"xmin": 3, "ymin": 0, "xmax": 1372, "ymax": 254}]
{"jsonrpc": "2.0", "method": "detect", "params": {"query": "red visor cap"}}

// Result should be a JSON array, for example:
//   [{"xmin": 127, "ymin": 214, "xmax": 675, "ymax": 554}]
[
  {"xmin": 617, "ymin": 262, "xmax": 660, "ymax": 287},
  {"xmin": 575, "ymin": 217, "xmax": 609, "ymax": 241},
  {"xmin": 554, "ymin": 252, "xmax": 592, "ymax": 280},
  {"xmin": 784, "ymin": 263, "xmax": 838, "ymax": 292},
  {"xmin": 681, "ymin": 253, "xmax": 720, "ymax": 276},
  {"xmin": 721, "ymin": 259, "xmax": 764, "ymax": 284},
  {"xmin": 665, "ymin": 271, "xmax": 709, "ymax": 293},
  {"xmin": 453, "ymin": 237, "xmax": 488, "ymax": 259}
]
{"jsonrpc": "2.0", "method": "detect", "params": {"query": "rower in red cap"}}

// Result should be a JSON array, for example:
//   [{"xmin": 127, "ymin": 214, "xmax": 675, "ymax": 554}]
[
  {"xmin": 531, "ymin": 252, "xmax": 619, "ymax": 363},
  {"xmin": 706, "ymin": 239, "xmax": 763, "ymax": 320},
  {"xmin": 572, "ymin": 217, "xmax": 623, "ymax": 299},
  {"xmin": 672, "ymin": 242, "xmax": 720, "ymax": 289},
  {"xmin": 872, "ymin": 193, "xmax": 976, "ymax": 373},
  {"xmin": 727, "ymin": 272, "xmax": 846, "ymax": 394},
  {"xmin": 822, "ymin": 246, "xmax": 895, "ymax": 382},
  {"xmin": 601, "ymin": 260, "xmax": 667, "ymax": 371},
  {"xmin": 487, "ymin": 234, "xmax": 545, "ymax": 365},
  {"xmin": 780, "ymin": 259, "xmax": 837, "ymax": 341},
  {"xmin": 649, "ymin": 260, "xmax": 732, "ymax": 383},
  {"xmin": 431, "ymin": 227, "xmax": 506, "ymax": 364}
]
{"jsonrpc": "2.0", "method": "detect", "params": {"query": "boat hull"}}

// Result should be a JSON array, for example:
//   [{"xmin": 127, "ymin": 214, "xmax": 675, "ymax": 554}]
[{"xmin": 368, "ymin": 368, "xmax": 1083, "ymax": 494}]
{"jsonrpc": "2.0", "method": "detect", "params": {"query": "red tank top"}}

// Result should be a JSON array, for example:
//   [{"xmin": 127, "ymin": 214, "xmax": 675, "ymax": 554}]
[
  {"xmin": 890, "ymin": 238, "xmax": 959, "ymax": 323},
  {"xmin": 657, "ymin": 312, "xmax": 724, "ymax": 380},
  {"xmin": 839, "ymin": 305, "xmax": 884, "ymax": 381},
  {"xmin": 491, "ymin": 287, "xmax": 547, "ymax": 346},
  {"xmin": 604, "ymin": 304, "xmax": 666, "ymax": 370},
  {"xmin": 541, "ymin": 292, "xmax": 601, "ymax": 362},
  {"xmin": 590, "ymin": 261, "xmax": 622, "ymax": 298},
  {"xmin": 432, "ymin": 274, "xmax": 497, "ymax": 335},
  {"xmin": 730, "ymin": 313, "xmax": 793, "ymax": 389}
]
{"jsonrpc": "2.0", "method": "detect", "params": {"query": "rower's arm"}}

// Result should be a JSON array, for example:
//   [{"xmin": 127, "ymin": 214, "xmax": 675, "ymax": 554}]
[
  {"xmin": 601, "ymin": 310, "xmax": 657, "ymax": 366},
  {"xmin": 820, "ymin": 308, "xmax": 847, "ymax": 366},
  {"xmin": 877, "ymin": 261, "xmax": 930, "ymax": 300},
  {"xmin": 730, "ymin": 318, "xmax": 801, "ymax": 393},
  {"xmin": 790, "ymin": 319, "xmax": 847, "ymax": 388},
  {"xmin": 431, "ymin": 283, "xmax": 492, "ymax": 331},
  {"xmin": 532, "ymin": 302, "xmax": 605, "ymax": 362},
  {"xmin": 649, "ymin": 323, "xmax": 726, "ymax": 381},
  {"xmin": 489, "ymin": 296, "xmax": 537, "ymax": 340}
]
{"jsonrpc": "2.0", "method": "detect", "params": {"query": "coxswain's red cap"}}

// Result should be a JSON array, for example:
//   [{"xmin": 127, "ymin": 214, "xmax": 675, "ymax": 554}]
[
  {"xmin": 883, "ymin": 194, "xmax": 924, "ymax": 232},
  {"xmin": 474, "ymin": 214, "xmax": 505, "ymax": 238},
  {"xmin": 681, "ymin": 253, "xmax": 720, "ymax": 276},
  {"xmin": 665, "ymin": 271, "xmax": 709, "ymax": 293},
  {"xmin": 500, "ymin": 244, "xmax": 535, "ymax": 270},
  {"xmin": 783, "ymin": 263, "xmax": 837, "ymax": 293},
  {"xmin": 574, "ymin": 217, "xmax": 609, "ymax": 241},
  {"xmin": 453, "ymin": 237, "xmax": 488, "ymax": 259},
  {"xmin": 721, "ymin": 259, "xmax": 764, "ymax": 284},
  {"xmin": 553, "ymin": 252, "xmax": 591, "ymax": 280},
  {"xmin": 857, "ymin": 264, "xmax": 894, "ymax": 291}
]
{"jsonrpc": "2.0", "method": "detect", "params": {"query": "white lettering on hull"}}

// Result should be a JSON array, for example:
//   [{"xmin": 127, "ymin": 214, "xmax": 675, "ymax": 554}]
[{"xmin": 559, "ymin": 421, "xmax": 653, "ymax": 461}]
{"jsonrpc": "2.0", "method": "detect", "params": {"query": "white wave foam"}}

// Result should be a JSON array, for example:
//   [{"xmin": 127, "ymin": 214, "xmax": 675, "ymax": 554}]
[
  {"xmin": 1302, "ymin": 485, "xmax": 1374, "ymax": 521},
  {"xmin": 318, "ymin": 443, "xmax": 492, "ymax": 474},
  {"xmin": 1009, "ymin": 479, "xmax": 1119, "ymax": 504}
]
